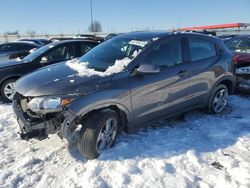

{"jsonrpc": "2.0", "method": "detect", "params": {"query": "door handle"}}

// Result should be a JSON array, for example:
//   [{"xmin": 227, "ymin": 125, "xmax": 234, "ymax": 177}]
[{"xmin": 177, "ymin": 70, "xmax": 188, "ymax": 77}]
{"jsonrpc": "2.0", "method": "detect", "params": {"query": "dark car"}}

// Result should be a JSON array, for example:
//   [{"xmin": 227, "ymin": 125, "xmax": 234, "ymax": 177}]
[
  {"xmin": 0, "ymin": 41, "xmax": 41, "ymax": 63},
  {"xmin": 218, "ymin": 34, "xmax": 239, "ymax": 42},
  {"xmin": 49, "ymin": 37, "xmax": 75, "ymax": 42},
  {"xmin": 13, "ymin": 32, "xmax": 234, "ymax": 159},
  {"xmin": 182, "ymin": 30, "xmax": 217, "ymax": 36},
  {"xmin": 74, "ymin": 34, "xmax": 104, "ymax": 41},
  {"xmin": 0, "ymin": 40, "xmax": 99, "ymax": 101},
  {"xmin": 19, "ymin": 38, "xmax": 51, "ymax": 46},
  {"xmin": 224, "ymin": 35, "xmax": 250, "ymax": 93}
]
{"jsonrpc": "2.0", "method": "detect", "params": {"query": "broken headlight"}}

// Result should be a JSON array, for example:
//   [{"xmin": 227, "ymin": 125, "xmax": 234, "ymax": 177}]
[{"xmin": 27, "ymin": 97, "xmax": 72, "ymax": 114}]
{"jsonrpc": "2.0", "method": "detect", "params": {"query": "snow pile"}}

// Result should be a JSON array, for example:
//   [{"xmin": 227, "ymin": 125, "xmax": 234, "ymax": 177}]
[
  {"xmin": 0, "ymin": 96, "xmax": 250, "ymax": 187},
  {"xmin": 66, "ymin": 57, "xmax": 131, "ymax": 77}
]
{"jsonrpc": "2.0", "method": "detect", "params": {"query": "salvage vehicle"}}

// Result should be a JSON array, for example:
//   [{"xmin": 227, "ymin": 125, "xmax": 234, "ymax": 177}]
[
  {"xmin": 13, "ymin": 32, "xmax": 235, "ymax": 159},
  {"xmin": 224, "ymin": 35, "xmax": 250, "ymax": 93},
  {"xmin": 0, "ymin": 40, "xmax": 99, "ymax": 102},
  {"xmin": 0, "ymin": 41, "xmax": 41, "ymax": 63}
]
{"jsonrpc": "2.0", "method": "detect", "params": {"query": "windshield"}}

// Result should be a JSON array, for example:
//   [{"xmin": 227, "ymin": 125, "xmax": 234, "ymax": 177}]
[
  {"xmin": 225, "ymin": 37, "xmax": 250, "ymax": 54},
  {"xmin": 78, "ymin": 37, "xmax": 150, "ymax": 72},
  {"xmin": 22, "ymin": 44, "xmax": 54, "ymax": 62}
]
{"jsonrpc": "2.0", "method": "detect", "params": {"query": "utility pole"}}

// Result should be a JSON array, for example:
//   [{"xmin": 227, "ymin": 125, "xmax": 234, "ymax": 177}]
[{"xmin": 90, "ymin": 0, "xmax": 93, "ymax": 32}]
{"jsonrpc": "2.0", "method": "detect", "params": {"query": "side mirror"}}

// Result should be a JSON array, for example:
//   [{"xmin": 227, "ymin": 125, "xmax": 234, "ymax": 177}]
[
  {"xmin": 135, "ymin": 64, "xmax": 160, "ymax": 74},
  {"xmin": 29, "ymin": 48, "xmax": 37, "ymax": 54},
  {"xmin": 40, "ymin": 56, "xmax": 50, "ymax": 64}
]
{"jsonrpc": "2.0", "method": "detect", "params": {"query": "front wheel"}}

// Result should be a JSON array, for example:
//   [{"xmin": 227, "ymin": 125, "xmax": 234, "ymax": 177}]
[
  {"xmin": 1, "ymin": 78, "xmax": 17, "ymax": 102},
  {"xmin": 78, "ymin": 110, "xmax": 120, "ymax": 159},
  {"xmin": 207, "ymin": 84, "xmax": 228, "ymax": 114}
]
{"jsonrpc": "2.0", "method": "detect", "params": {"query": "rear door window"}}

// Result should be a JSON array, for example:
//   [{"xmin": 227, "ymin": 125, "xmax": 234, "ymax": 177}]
[
  {"xmin": 188, "ymin": 37, "xmax": 217, "ymax": 62},
  {"xmin": 142, "ymin": 37, "xmax": 183, "ymax": 67}
]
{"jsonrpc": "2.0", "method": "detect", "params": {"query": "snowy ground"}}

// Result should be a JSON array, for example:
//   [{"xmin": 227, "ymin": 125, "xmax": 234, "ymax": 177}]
[{"xmin": 0, "ymin": 95, "xmax": 250, "ymax": 188}]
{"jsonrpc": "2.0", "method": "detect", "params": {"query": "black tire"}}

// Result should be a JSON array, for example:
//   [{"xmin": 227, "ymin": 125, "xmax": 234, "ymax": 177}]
[
  {"xmin": 207, "ymin": 84, "xmax": 228, "ymax": 114},
  {"xmin": 1, "ymin": 78, "xmax": 17, "ymax": 103},
  {"xmin": 78, "ymin": 110, "xmax": 120, "ymax": 159}
]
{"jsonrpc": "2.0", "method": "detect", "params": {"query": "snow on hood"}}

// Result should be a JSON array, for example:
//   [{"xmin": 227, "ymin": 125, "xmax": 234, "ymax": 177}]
[{"xmin": 66, "ymin": 57, "xmax": 132, "ymax": 77}]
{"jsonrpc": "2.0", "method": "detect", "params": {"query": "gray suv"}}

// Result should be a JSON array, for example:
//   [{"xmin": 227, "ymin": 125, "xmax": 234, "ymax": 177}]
[{"xmin": 13, "ymin": 32, "xmax": 235, "ymax": 159}]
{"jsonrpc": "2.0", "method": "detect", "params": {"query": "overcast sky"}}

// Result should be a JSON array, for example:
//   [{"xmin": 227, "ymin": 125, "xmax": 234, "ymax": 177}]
[{"xmin": 0, "ymin": 0, "xmax": 250, "ymax": 34}]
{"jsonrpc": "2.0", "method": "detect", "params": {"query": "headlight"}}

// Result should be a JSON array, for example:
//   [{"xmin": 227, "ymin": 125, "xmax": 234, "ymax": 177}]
[
  {"xmin": 27, "ymin": 97, "xmax": 72, "ymax": 114},
  {"xmin": 236, "ymin": 66, "xmax": 250, "ymax": 75}
]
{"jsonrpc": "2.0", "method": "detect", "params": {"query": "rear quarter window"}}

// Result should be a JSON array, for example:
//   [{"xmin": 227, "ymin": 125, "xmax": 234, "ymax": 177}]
[{"xmin": 188, "ymin": 37, "xmax": 217, "ymax": 62}]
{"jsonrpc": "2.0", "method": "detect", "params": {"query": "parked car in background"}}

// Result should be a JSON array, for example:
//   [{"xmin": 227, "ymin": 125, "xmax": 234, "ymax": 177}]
[
  {"xmin": 13, "ymin": 32, "xmax": 234, "ymax": 159},
  {"xmin": 50, "ymin": 35, "xmax": 104, "ymax": 43},
  {"xmin": 182, "ymin": 30, "xmax": 217, "ymax": 36},
  {"xmin": 218, "ymin": 34, "xmax": 239, "ymax": 42},
  {"xmin": 0, "ymin": 41, "xmax": 41, "ymax": 63},
  {"xmin": 19, "ymin": 38, "xmax": 51, "ymax": 46},
  {"xmin": 73, "ymin": 34, "xmax": 104, "ymax": 42},
  {"xmin": 224, "ymin": 35, "xmax": 250, "ymax": 93},
  {"xmin": 49, "ymin": 37, "xmax": 75, "ymax": 42},
  {"xmin": 0, "ymin": 40, "xmax": 99, "ymax": 102}
]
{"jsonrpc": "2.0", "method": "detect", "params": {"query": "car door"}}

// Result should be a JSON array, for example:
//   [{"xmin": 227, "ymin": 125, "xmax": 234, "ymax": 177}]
[
  {"xmin": 185, "ymin": 36, "xmax": 220, "ymax": 105},
  {"xmin": 129, "ymin": 36, "xmax": 191, "ymax": 127}
]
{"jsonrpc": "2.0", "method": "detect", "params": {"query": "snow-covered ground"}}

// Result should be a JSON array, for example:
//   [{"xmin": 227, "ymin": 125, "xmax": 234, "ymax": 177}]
[{"xmin": 0, "ymin": 95, "xmax": 250, "ymax": 188}]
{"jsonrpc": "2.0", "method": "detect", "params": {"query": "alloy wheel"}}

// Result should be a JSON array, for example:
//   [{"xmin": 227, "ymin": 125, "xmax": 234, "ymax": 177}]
[
  {"xmin": 212, "ymin": 88, "xmax": 228, "ymax": 113},
  {"xmin": 4, "ymin": 82, "xmax": 15, "ymax": 101},
  {"xmin": 96, "ymin": 117, "xmax": 118, "ymax": 153}
]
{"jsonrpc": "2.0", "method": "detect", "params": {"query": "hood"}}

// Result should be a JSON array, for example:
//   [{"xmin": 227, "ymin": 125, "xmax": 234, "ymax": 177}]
[
  {"xmin": 0, "ymin": 59, "xmax": 23, "ymax": 68},
  {"xmin": 15, "ymin": 62, "xmax": 112, "ymax": 97}
]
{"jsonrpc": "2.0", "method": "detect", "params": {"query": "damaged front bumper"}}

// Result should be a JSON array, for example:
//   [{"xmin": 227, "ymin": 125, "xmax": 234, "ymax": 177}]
[{"xmin": 12, "ymin": 97, "xmax": 77, "ymax": 140}]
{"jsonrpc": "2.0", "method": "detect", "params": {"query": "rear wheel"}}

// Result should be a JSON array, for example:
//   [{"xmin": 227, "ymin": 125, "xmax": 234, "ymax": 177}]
[
  {"xmin": 207, "ymin": 84, "xmax": 228, "ymax": 114},
  {"xmin": 78, "ymin": 110, "xmax": 120, "ymax": 159},
  {"xmin": 1, "ymin": 78, "xmax": 17, "ymax": 102}
]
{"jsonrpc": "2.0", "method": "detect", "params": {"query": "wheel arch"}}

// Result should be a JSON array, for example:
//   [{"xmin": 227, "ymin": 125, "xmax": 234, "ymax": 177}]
[
  {"xmin": 0, "ymin": 75, "xmax": 21, "ymax": 88},
  {"xmin": 78, "ymin": 104, "xmax": 130, "ymax": 132},
  {"xmin": 212, "ymin": 75, "xmax": 235, "ymax": 95}
]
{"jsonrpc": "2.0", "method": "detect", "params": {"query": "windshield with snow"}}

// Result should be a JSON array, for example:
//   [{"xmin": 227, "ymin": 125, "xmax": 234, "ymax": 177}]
[{"xmin": 78, "ymin": 37, "xmax": 149, "ymax": 72}]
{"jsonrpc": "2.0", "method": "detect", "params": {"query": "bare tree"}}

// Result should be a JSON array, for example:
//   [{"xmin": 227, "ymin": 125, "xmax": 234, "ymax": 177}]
[
  {"xmin": 88, "ymin": 20, "xmax": 102, "ymax": 32},
  {"xmin": 4, "ymin": 30, "xmax": 19, "ymax": 35}
]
